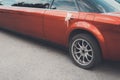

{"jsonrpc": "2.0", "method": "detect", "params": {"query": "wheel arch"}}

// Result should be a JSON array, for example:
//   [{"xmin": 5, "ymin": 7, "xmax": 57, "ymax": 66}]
[
  {"xmin": 67, "ymin": 28, "xmax": 107, "ymax": 59},
  {"xmin": 69, "ymin": 29, "xmax": 99, "ymax": 42}
]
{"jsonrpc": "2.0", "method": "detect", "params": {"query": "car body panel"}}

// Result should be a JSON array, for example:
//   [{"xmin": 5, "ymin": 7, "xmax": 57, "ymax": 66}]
[
  {"xmin": 44, "ymin": 10, "xmax": 79, "ymax": 45},
  {"xmin": 0, "ymin": 6, "xmax": 45, "ymax": 38},
  {"xmin": 66, "ymin": 14, "xmax": 107, "ymax": 59},
  {"xmin": 93, "ymin": 13, "xmax": 120, "ymax": 60},
  {"xmin": 0, "ymin": 4, "xmax": 120, "ymax": 61}
]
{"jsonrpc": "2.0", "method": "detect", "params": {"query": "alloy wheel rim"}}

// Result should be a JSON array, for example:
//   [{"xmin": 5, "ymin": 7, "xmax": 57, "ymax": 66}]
[{"xmin": 71, "ymin": 39, "xmax": 94, "ymax": 66}]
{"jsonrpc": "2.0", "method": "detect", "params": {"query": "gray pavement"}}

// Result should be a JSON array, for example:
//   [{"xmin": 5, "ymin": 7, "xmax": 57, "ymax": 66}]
[{"xmin": 0, "ymin": 29, "xmax": 120, "ymax": 80}]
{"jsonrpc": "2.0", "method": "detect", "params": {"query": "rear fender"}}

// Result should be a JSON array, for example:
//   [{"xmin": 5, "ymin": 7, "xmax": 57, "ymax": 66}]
[{"xmin": 66, "ymin": 21, "xmax": 108, "ymax": 59}]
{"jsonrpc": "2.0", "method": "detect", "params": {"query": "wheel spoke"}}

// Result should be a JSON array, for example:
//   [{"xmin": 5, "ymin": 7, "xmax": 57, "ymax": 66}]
[
  {"xmin": 82, "ymin": 40, "xmax": 84, "ymax": 46},
  {"xmin": 78, "ymin": 55, "xmax": 82, "ymax": 62},
  {"xmin": 85, "ymin": 55, "xmax": 90, "ymax": 62},
  {"xmin": 74, "ymin": 51, "xmax": 80, "ymax": 54},
  {"xmin": 82, "ymin": 56, "xmax": 86, "ymax": 64},
  {"xmin": 76, "ymin": 54, "xmax": 82, "ymax": 60},
  {"xmin": 77, "ymin": 42, "xmax": 83, "ymax": 49},
  {"xmin": 84, "ymin": 44, "xmax": 88, "ymax": 49},
  {"xmin": 74, "ymin": 44, "xmax": 80, "ymax": 50},
  {"xmin": 86, "ymin": 49, "xmax": 92, "ymax": 52},
  {"xmin": 87, "ymin": 53, "xmax": 92, "ymax": 58},
  {"xmin": 78, "ymin": 55, "xmax": 82, "ymax": 60},
  {"xmin": 81, "ymin": 40, "xmax": 88, "ymax": 50}
]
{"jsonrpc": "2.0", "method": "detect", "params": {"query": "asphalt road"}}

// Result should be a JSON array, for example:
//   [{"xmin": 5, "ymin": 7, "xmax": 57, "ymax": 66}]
[{"xmin": 0, "ymin": 29, "xmax": 120, "ymax": 80}]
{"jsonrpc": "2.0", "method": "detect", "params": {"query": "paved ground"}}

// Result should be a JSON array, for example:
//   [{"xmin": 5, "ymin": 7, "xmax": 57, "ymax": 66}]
[{"xmin": 0, "ymin": 29, "xmax": 120, "ymax": 80}]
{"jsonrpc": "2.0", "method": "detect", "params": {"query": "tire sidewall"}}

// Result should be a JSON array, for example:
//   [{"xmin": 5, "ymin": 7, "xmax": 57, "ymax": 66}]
[{"xmin": 69, "ymin": 33, "xmax": 101, "ymax": 69}]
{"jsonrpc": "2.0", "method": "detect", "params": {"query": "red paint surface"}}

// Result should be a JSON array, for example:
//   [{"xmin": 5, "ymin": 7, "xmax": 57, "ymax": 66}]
[{"xmin": 0, "ymin": 6, "xmax": 120, "ymax": 60}]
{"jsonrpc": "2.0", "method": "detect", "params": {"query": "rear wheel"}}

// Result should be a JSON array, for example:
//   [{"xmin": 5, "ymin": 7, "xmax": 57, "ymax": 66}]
[{"xmin": 69, "ymin": 33, "xmax": 102, "ymax": 69}]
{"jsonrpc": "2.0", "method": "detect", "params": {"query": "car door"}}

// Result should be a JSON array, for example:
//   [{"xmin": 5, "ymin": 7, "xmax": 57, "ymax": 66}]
[
  {"xmin": 0, "ymin": 0, "xmax": 51, "ymax": 38},
  {"xmin": 44, "ymin": 0, "xmax": 79, "ymax": 45}
]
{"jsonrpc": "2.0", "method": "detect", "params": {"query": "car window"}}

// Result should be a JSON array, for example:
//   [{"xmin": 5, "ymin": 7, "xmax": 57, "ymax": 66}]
[
  {"xmin": 115, "ymin": 0, "xmax": 120, "ymax": 3},
  {"xmin": 51, "ymin": 0, "xmax": 77, "ymax": 11},
  {"xmin": 77, "ymin": 0, "xmax": 100, "ymax": 13},
  {"xmin": 0, "ymin": 0, "xmax": 52, "ymax": 9},
  {"xmin": 77, "ymin": 0, "xmax": 120, "ymax": 13}
]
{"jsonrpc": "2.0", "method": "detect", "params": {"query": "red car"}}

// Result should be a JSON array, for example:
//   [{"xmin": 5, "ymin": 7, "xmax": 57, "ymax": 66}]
[{"xmin": 0, "ymin": 0, "xmax": 120, "ymax": 69}]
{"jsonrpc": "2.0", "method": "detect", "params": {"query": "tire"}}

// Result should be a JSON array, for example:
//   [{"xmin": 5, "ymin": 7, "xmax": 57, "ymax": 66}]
[{"xmin": 69, "ymin": 33, "xmax": 102, "ymax": 69}]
